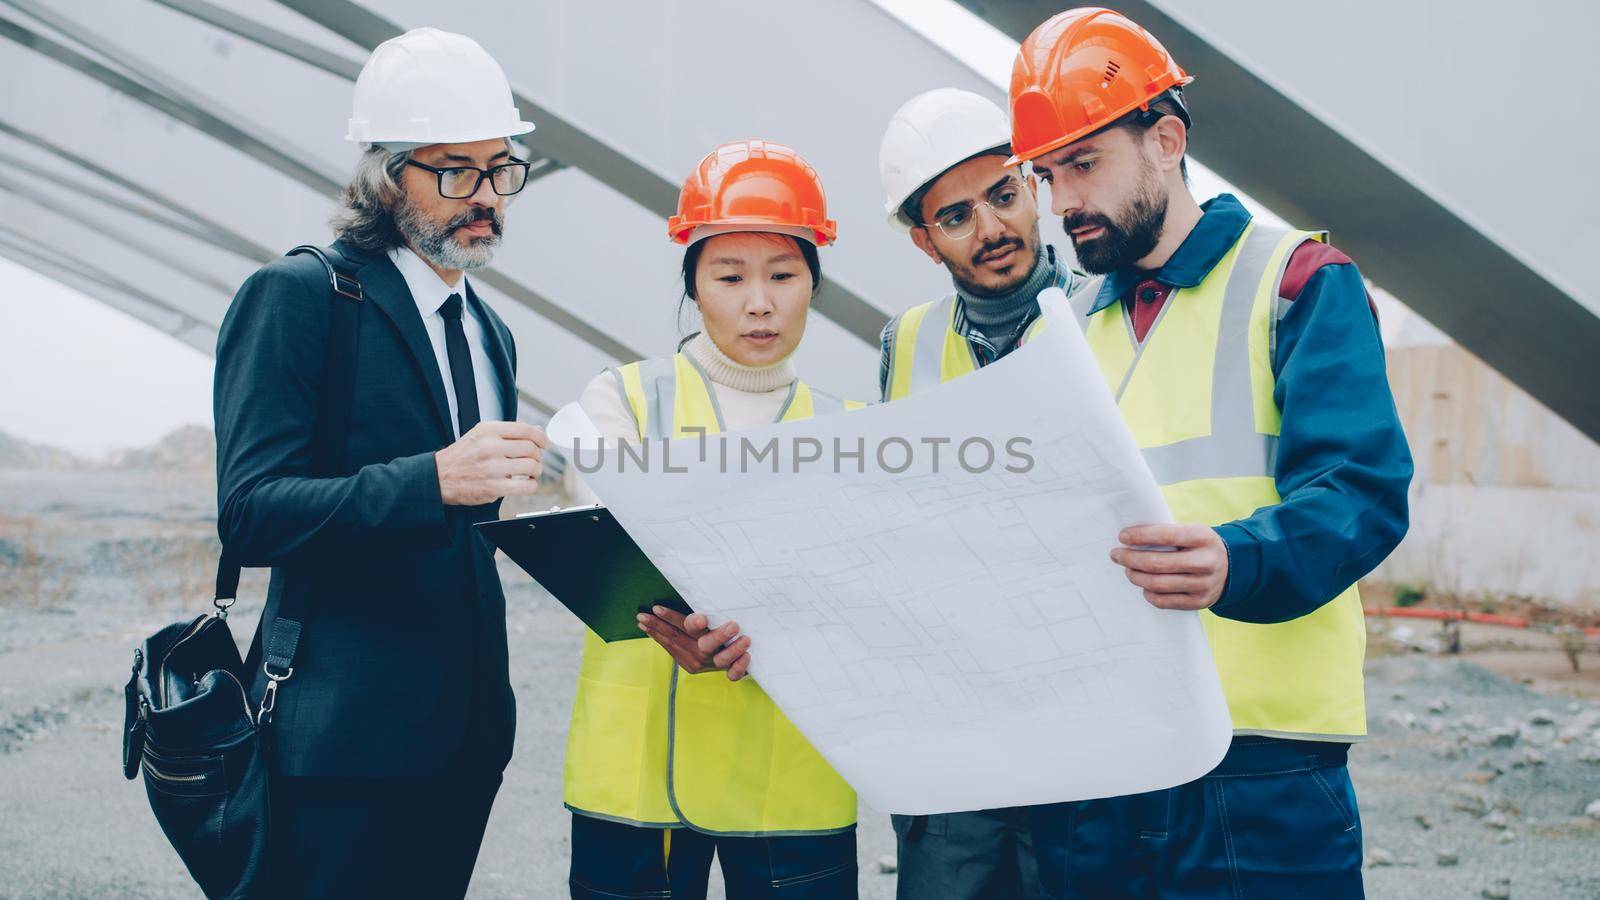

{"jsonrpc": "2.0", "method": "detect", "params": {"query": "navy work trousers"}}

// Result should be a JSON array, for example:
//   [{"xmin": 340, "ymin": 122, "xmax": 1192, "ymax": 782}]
[
  {"xmin": 568, "ymin": 813, "xmax": 858, "ymax": 899},
  {"xmin": 1029, "ymin": 737, "xmax": 1364, "ymax": 899}
]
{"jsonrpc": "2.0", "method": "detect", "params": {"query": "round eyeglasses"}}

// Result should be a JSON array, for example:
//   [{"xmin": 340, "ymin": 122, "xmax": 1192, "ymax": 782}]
[
  {"xmin": 930, "ymin": 182, "xmax": 1033, "ymax": 240},
  {"xmin": 407, "ymin": 158, "xmax": 531, "ymax": 199}
]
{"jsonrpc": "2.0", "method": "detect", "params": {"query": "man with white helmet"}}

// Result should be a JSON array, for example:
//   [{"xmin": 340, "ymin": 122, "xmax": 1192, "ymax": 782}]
[
  {"xmin": 213, "ymin": 28, "xmax": 548, "ymax": 897},
  {"xmin": 873, "ymin": 87, "xmax": 1083, "ymax": 900},
  {"xmin": 877, "ymin": 88, "xmax": 1082, "ymax": 404}
]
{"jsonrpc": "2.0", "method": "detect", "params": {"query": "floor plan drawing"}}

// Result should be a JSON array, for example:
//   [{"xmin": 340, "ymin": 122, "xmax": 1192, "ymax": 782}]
[{"xmin": 575, "ymin": 314, "xmax": 1233, "ymax": 814}]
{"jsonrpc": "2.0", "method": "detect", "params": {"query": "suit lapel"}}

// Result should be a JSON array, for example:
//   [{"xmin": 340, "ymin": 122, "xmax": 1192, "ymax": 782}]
[
  {"xmin": 465, "ymin": 283, "xmax": 517, "ymax": 421},
  {"xmin": 353, "ymin": 251, "xmax": 454, "ymax": 442}
]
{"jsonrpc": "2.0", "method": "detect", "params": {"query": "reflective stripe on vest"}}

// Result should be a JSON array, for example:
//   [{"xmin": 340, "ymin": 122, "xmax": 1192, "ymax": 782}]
[
  {"xmin": 563, "ymin": 352, "xmax": 859, "ymax": 834},
  {"xmin": 887, "ymin": 222, "xmax": 1367, "ymax": 740},
  {"xmin": 1081, "ymin": 221, "xmax": 1309, "ymax": 484}
]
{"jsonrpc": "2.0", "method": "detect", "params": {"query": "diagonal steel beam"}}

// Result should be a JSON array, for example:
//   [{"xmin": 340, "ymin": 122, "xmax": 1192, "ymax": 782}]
[
  {"xmin": 0, "ymin": 2, "xmax": 641, "ymax": 365},
  {"xmin": 0, "ymin": 168, "xmax": 242, "ymax": 296},
  {"xmin": 0, "ymin": 111, "xmax": 568, "ymax": 411},
  {"xmin": 271, "ymin": 0, "xmax": 889, "ymax": 345},
  {"xmin": 148, "ymin": 0, "xmax": 568, "ymax": 184},
  {"xmin": 0, "ymin": 117, "xmax": 275, "ymax": 262},
  {"xmin": 0, "ymin": 232, "xmax": 558, "ymax": 430},
  {"xmin": 0, "ymin": 0, "xmax": 339, "ymax": 194},
  {"xmin": 275, "ymin": 0, "xmax": 675, "ymax": 211},
  {"xmin": 0, "ymin": 256, "xmax": 218, "ymax": 356},
  {"xmin": 955, "ymin": 0, "xmax": 1600, "ymax": 443},
  {"xmin": 150, "ymin": 0, "xmax": 366, "ymax": 80},
  {"xmin": 0, "ymin": 108, "xmax": 575, "ymax": 402},
  {"xmin": 0, "ymin": 146, "xmax": 259, "ymax": 267},
  {"xmin": 0, "ymin": 224, "xmax": 207, "ymax": 333},
  {"xmin": 0, "ymin": 221, "xmax": 559, "ymax": 418},
  {"xmin": 0, "ymin": 240, "xmax": 219, "ymax": 356}
]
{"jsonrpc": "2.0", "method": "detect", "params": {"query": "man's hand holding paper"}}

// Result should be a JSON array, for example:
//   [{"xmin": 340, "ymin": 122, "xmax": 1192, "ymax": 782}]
[{"xmin": 1112, "ymin": 523, "xmax": 1230, "ymax": 611}]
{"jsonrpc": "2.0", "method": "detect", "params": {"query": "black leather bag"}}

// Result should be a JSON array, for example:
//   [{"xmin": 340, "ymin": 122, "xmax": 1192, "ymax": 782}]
[
  {"xmin": 122, "ymin": 245, "xmax": 362, "ymax": 899},
  {"xmin": 123, "ymin": 606, "xmax": 268, "ymax": 899}
]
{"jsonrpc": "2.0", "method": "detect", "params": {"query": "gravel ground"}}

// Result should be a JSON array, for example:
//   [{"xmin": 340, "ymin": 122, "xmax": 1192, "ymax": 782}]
[
  {"xmin": 2, "ymin": 469, "xmax": 1596, "ymax": 898},
  {"xmin": 1357, "ymin": 655, "xmax": 1600, "ymax": 898}
]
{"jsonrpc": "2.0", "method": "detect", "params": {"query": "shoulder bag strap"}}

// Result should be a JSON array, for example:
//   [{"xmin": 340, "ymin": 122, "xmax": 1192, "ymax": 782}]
[{"xmin": 214, "ymin": 244, "xmax": 363, "ymax": 720}]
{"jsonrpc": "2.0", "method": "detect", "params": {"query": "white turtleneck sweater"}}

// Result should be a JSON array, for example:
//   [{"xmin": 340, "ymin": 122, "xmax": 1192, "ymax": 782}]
[{"xmin": 578, "ymin": 332, "xmax": 798, "ymax": 442}]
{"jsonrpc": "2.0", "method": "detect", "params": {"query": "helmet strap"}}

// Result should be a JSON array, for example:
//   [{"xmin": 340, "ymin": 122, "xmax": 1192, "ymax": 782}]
[{"xmin": 1139, "ymin": 88, "xmax": 1192, "ymax": 131}]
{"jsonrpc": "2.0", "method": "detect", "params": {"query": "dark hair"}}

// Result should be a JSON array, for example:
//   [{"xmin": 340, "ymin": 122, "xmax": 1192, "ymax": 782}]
[
  {"xmin": 675, "ymin": 233, "xmax": 822, "ymax": 348},
  {"xmin": 899, "ymin": 146, "xmax": 1013, "ymax": 228},
  {"xmin": 1115, "ymin": 91, "xmax": 1191, "ymax": 182}
]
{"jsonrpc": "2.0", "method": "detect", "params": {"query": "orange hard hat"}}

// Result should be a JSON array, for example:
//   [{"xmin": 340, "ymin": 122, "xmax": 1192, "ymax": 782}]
[
  {"xmin": 667, "ymin": 139, "xmax": 837, "ymax": 246},
  {"xmin": 1007, "ymin": 7, "xmax": 1193, "ymax": 166}
]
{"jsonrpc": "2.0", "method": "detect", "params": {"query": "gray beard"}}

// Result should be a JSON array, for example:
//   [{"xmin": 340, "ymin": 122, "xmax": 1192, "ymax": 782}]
[{"xmin": 394, "ymin": 199, "xmax": 500, "ymax": 271}]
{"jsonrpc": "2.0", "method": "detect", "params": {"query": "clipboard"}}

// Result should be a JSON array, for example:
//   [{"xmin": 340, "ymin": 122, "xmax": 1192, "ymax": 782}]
[{"xmin": 476, "ymin": 504, "xmax": 692, "ymax": 642}]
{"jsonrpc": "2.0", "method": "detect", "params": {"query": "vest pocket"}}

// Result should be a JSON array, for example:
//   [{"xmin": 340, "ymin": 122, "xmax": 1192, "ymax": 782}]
[{"xmin": 567, "ymin": 677, "xmax": 650, "ymax": 813}]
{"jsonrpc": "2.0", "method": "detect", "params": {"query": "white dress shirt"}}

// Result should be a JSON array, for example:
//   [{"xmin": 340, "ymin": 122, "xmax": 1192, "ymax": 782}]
[{"xmin": 387, "ymin": 246, "xmax": 507, "ymax": 438}]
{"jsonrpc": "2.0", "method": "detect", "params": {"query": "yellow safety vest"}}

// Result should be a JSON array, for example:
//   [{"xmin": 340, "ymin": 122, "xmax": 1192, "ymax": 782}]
[
  {"xmin": 563, "ymin": 351, "xmax": 863, "ymax": 834},
  {"xmin": 885, "ymin": 222, "xmax": 1367, "ymax": 741}
]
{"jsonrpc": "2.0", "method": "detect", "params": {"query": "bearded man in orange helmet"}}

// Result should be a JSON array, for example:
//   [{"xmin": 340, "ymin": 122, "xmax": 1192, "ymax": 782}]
[{"xmin": 996, "ymin": 8, "xmax": 1413, "ymax": 897}]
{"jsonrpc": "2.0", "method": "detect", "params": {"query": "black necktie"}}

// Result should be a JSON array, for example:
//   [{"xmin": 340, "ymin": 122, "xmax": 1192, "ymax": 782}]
[{"xmin": 440, "ymin": 293, "xmax": 481, "ymax": 437}]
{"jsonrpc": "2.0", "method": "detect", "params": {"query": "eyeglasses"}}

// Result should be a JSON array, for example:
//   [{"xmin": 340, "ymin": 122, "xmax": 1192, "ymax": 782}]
[
  {"xmin": 929, "ymin": 182, "xmax": 1032, "ymax": 240},
  {"xmin": 406, "ymin": 158, "xmax": 531, "ymax": 199}
]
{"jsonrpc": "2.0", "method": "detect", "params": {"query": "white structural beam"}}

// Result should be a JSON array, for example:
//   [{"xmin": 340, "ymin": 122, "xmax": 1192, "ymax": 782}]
[
  {"xmin": 0, "ymin": 0, "xmax": 1073, "ymax": 409},
  {"xmin": 270, "ymin": 0, "xmax": 1068, "ymax": 399},
  {"xmin": 0, "ymin": 0, "xmax": 611, "ymax": 414}
]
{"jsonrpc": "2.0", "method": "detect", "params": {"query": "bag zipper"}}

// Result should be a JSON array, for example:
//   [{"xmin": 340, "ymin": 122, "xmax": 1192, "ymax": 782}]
[
  {"xmin": 154, "ymin": 615, "xmax": 215, "ymax": 708},
  {"xmin": 155, "ymin": 612, "xmax": 243, "ymax": 710},
  {"xmin": 142, "ymin": 758, "xmax": 209, "ymax": 783},
  {"xmin": 144, "ymin": 717, "xmax": 256, "ymax": 757}
]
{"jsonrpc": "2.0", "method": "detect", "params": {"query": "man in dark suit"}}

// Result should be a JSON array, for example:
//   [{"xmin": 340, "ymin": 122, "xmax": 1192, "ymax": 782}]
[{"xmin": 212, "ymin": 28, "xmax": 548, "ymax": 898}]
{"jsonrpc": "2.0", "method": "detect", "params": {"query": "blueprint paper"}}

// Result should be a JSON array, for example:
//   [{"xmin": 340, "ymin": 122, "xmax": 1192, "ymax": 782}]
[{"xmin": 567, "ymin": 296, "xmax": 1233, "ymax": 814}]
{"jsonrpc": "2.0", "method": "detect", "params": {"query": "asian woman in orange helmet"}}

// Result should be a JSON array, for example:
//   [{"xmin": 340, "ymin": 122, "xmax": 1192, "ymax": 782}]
[{"xmin": 563, "ymin": 139, "xmax": 862, "ymax": 899}]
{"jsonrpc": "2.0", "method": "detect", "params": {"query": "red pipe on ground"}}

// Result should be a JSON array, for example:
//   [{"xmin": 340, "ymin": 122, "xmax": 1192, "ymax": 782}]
[{"xmin": 1363, "ymin": 606, "xmax": 1600, "ymax": 637}]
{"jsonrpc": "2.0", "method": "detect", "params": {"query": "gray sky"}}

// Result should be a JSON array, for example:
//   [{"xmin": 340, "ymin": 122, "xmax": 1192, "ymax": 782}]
[{"xmin": 0, "ymin": 256, "xmax": 212, "ymax": 457}]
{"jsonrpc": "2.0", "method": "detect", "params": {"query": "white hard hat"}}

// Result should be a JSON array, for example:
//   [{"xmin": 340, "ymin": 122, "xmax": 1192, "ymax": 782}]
[
  {"xmin": 346, "ymin": 28, "xmax": 535, "ymax": 148},
  {"xmin": 879, "ymin": 88, "xmax": 1012, "ymax": 232}
]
